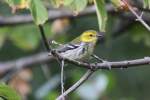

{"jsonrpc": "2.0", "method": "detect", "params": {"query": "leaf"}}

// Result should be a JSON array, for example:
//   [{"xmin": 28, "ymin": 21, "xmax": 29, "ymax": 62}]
[
  {"xmin": 94, "ymin": 0, "xmax": 107, "ymax": 32},
  {"xmin": 6, "ymin": 0, "xmax": 20, "ymax": 5},
  {"xmin": 111, "ymin": 0, "xmax": 123, "ymax": 9},
  {"xmin": 9, "ymin": 24, "xmax": 40, "ymax": 50},
  {"xmin": 6, "ymin": 0, "xmax": 29, "ymax": 13},
  {"xmin": 111, "ymin": 0, "xmax": 129, "ymax": 11},
  {"xmin": 63, "ymin": 0, "xmax": 74, "ymax": 6},
  {"xmin": 29, "ymin": 0, "xmax": 48, "ymax": 25},
  {"xmin": 50, "ymin": 0, "xmax": 87, "ymax": 14},
  {"xmin": 49, "ymin": 0, "xmax": 63, "ymax": 8},
  {"xmin": 88, "ymin": 0, "xmax": 94, "ymax": 4},
  {"xmin": 130, "ymin": 24, "xmax": 150, "ymax": 47},
  {"xmin": 0, "ymin": 28, "xmax": 8, "ymax": 48},
  {"xmin": 67, "ymin": 0, "xmax": 88, "ymax": 13},
  {"xmin": 143, "ymin": 0, "xmax": 150, "ymax": 9},
  {"xmin": 0, "ymin": 24, "xmax": 52, "ymax": 50},
  {"xmin": 0, "ymin": 83, "xmax": 21, "ymax": 100}
]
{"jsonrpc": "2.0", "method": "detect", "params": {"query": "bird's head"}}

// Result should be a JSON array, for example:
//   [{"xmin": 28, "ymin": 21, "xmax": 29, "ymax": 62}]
[{"xmin": 80, "ymin": 30, "xmax": 102, "ymax": 43}]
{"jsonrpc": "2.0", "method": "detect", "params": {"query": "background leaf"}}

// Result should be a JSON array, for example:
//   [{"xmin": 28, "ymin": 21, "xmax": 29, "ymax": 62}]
[
  {"xmin": 111, "ymin": 0, "xmax": 122, "ymax": 9},
  {"xmin": 6, "ymin": 0, "xmax": 21, "ymax": 5},
  {"xmin": 143, "ymin": 0, "xmax": 150, "ymax": 9},
  {"xmin": 29, "ymin": 0, "xmax": 48, "ymax": 25},
  {"xmin": 130, "ymin": 23, "xmax": 150, "ymax": 47},
  {"xmin": 50, "ymin": 0, "xmax": 88, "ymax": 13},
  {"xmin": 94, "ymin": 0, "xmax": 107, "ymax": 32},
  {"xmin": 66, "ymin": 0, "xmax": 88, "ymax": 13},
  {"xmin": 6, "ymin": 0, "xmax": 29, "ymax": 11},
  {"xmin": 0, "ymin": 33, "xmax": 6, "ymax": 48},
  {"xmin": 63, "ymin": 0, "xmax": 74, "ymax": 6},
  {"xmin": 0, "ymin": 83, "xmax": 21, "ymax": 100},
  {"xmin": 49, "ymin": 0, "xmax": 63, "ymax": 8},
  {"xmin": 9, "ymin": 25, "xmax": 40, "ymax": 50}
]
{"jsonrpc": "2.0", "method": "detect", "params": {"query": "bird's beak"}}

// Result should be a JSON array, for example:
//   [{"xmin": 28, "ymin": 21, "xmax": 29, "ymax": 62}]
[
  {"xmin": 97, "ymin": 34, "xmax": 103, "ymax": 37},
  {"xmin": 97, "ymin": 32, "xmax": 104, "ymax": 37}
]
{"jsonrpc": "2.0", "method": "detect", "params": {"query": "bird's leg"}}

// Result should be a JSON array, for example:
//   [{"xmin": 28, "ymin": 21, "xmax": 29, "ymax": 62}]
[{"xmin": 92, "ymin": 54, "xmax": 111, "ymax": 70}]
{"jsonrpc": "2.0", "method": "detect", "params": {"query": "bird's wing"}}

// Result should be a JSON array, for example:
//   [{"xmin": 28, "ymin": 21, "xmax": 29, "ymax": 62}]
[{"xmin": 56, "ymin": 43, "xmax": 81, "ymax": 53}]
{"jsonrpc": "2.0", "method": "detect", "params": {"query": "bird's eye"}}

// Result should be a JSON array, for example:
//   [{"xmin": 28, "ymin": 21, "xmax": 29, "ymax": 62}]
[{"xmin": 89, "ymin": 34, "xmax": 93, "ymax": 37}]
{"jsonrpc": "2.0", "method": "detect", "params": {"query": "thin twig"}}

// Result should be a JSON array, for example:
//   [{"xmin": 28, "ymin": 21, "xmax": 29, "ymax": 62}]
[
  {"xmin": 56, "ymin": 69, "xmax": 94, "ymax": 100},
  {"xmin": 38, "ymin": 25, "xmax": 65, "ymax": 99},
  {"xmin": 61, "ymin": 60, "xmax": 65, "ymax": 100},
  {"xmin": 122, "ymin": 0, "xmax": 150, "ymax": 31}
]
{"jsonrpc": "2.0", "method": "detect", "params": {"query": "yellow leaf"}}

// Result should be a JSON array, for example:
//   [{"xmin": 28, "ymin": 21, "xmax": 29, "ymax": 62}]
[{"xmin": 6, "ymin": 0, "xmax": 29, "ymax": 13}]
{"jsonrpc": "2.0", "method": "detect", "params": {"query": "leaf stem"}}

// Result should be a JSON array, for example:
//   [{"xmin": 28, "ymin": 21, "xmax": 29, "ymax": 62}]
[{"xmin": 38, "ymin": 25, "xmax": 51, "ymax": 52}]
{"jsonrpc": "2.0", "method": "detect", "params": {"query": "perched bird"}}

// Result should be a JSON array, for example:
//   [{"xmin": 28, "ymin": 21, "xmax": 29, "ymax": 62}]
[{"xmin": 50, "ymin": 30, "xmax": 102, "ymax": 61}]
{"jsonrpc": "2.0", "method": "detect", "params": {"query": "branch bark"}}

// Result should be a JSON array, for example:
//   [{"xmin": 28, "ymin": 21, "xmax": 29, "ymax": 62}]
[
  {"xmin": 58, "ymin": 56, "xmax": 150, "ymax": 70},
  {"xmin": 0, "ymin": 52, "xmax": 52, "ymax": 73},
  {"xmin": 0, "ymin": 53, "xmax": 150, "ymax": 73},
  {"xmin": 56, "ymin": 70, "xmax": 94, "ymax": 100},
  {"xmin": 122, "ymin": 0, "xmax": 150, "ymax": 31},
  {"xmin": 0, "ymin": 6, "xmax": 98, "ymax": 26},
  {"xmin": 1, "ymin": 4, "xmax": 150, "ymax": 26}
]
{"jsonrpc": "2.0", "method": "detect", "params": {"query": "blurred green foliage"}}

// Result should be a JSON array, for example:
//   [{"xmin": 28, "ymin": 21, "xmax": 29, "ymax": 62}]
[
  {"xmin": 144, "ymin": 0, "xmax": 150, "ymax": 9},
  {"xmin": 0, "ymin": 83, "xmax": 21, "ymax": 100},
  {"xmin": 95, "ymin": 0, "xmax": 107, "ymax": 32}
]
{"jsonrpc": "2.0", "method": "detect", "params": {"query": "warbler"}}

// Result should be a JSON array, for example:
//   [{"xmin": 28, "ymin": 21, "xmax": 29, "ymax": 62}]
[{"xmin": 51, "ymin": 30, "xmax": 102, "ymax": 61}]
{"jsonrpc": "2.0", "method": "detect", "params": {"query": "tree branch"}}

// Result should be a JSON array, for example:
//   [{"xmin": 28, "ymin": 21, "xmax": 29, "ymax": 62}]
[
  {"xmin": 0, "ymin": 54, "xmax": 150, "ymax": 73},
  {"xmin": 1, "ymin": 4, "xmax": 150, "ymax": 26},
  {"xmin": 122, "ymin": 0, "xmax": 150, "ymax": 31},
  {"xmin": 57, "ymin": 56, "xmax": 150, "ymax": 70},
  {"xmin": 55, "ymin": 56, "xmax": 150, "ymax": 99},
  {"xmin": 0, "ymin": 6, "xmax": 98, "ymax": 26},
  {"xmin": 0, "ymin": 52, "xmax": 52, "ymax": 73},
  {"xmin": 56, "ymin": 69, "xmax": 94, "ymax": 100}
]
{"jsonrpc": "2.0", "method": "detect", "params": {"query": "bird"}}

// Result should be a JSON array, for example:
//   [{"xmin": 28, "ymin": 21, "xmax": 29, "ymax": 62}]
[{"xmin": 49, "ymin": 30, "xmax": 102, "ymax": 61}]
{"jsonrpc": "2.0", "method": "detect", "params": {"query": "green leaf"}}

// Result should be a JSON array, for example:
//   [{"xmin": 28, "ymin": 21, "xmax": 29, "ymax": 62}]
[
  {"xmin": 0, "ymin": 28, "xmax": 8, "ymax": 48},
  {"xmin": 49, "ymin": 0, "xmax": 62, "ymax": 8},
  {"xmin": 0, "ymin": 83, "xmax": 21, "ymax": 100},
  {"xmin": 63, "ymin": 0, "xmax": 74, "ymax": 6},
  {"xmin": 6, "ymin": 0, "xmax": 22, "ymax": 6},
  {"xmin": 0, "ymin": 34, "xmax": 6, "ymax": 49},
  {"xmin": 50, "ymin": 0, "xmax": 87, "ymax": 13},
  {"xmin": 94, "ymin": 0, "xmax": 107, "ymax": 32},
  {"xmin": 29, "ymin": 0, "xmax": 48, "ymax": 25},
  {"xmin": 0, "ymin": 24, "xmax": 52, "ymax": 50},
  {"xmin": 111, "ymin": 0, "xmax": 122, "ymax": 8},
  {"xmin": 9, "ymin": 24, "xmax": 40, "ymax": 50},
  {"xmin": 143, "ymin": 0, "xmax": 150, "ymax": 9},
  {"xmin": 6, "ymin": 0, "xmax": 29, "ymax": 10},
  {"xmin": 67, "ymin": 0, "xmax": 88, "ymax": 13},
  {"xmin": 130, "ymin": 23, "xmax": 150, "ymax": 47}
]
